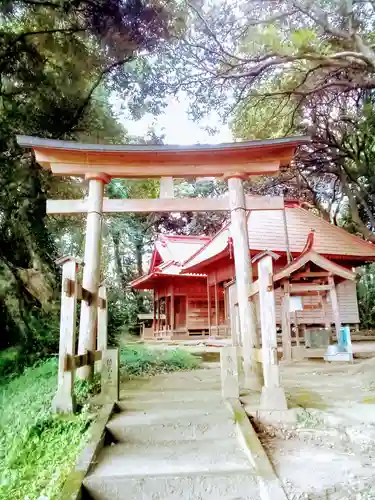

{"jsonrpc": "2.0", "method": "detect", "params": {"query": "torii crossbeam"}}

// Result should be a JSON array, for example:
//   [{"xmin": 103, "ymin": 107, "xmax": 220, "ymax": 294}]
[{"xmin": 17, "ymin": 134, "xmax": 308, "ymax": 388}]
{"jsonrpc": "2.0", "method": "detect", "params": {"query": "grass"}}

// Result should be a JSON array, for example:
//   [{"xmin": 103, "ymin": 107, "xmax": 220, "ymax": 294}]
[
  {"xmin": 0, "ymin": 359, "xmax": 96, "ymax": 500},
  {"xmin": 0, "ymin": 344, "xmax": 199, "ymax": 499},
  {"xmin": 119, "ymin": 344, "xmax": 200, "ymax": 378}
]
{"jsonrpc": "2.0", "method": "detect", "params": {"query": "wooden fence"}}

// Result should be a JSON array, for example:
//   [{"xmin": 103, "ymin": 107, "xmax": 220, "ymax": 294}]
[{"xmin": 52, "ymin": 256, "xmax": 119, "ymax": 413}]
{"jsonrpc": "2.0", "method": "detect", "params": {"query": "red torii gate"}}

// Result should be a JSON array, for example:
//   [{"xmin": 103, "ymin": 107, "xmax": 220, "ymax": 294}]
[{"xmin": 17, "ymin": 135, "xmax": 307, "ymax": 394}]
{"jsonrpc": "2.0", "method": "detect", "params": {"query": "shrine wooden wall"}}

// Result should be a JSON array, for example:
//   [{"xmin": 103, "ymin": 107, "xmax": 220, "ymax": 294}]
[{"xmin": 252, "ymin": 279, "xmax": 359, "ymax": 326}]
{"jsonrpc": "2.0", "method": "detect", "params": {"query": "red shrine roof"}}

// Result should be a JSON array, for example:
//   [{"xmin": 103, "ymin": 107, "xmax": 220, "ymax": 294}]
[
  {"xmin": 131, "ymin": 204, "xmax": 375, "ymax": 289},
  {"xmin": 182, "ymin": 204, "xmax": 375, "ymax": 272},
  {"xmin": 131, "ymin": 235, "xmax": 209, "ymax": 289}
]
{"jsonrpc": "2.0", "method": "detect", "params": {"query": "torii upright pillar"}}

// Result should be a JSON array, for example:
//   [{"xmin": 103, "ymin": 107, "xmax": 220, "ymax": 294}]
[
  {"xmin": 227, "ymin": 174, "xmax": 263, "ymax": 391},
  {"xmin": 77, "ymin": 173, "xmax": 110, "ymax": 379}
]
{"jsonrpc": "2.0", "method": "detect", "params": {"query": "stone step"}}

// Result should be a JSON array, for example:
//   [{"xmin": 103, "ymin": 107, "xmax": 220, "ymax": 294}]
[
  {"xmin": 84, "ymin": 470, "xmax": 259, "ymax": 500},
  {"xmin": 110, "ymin": 406, "xmax": 229, "ymax": 428},
  {"xmin": 106, "ymin": 410, "xmax": 236, "ymax": 443},
  {"xmin": 119, "ymin": 389, "xmax": 223, "ymax": 404},
  {"xmin": 87, "ymin": 439, "xmax": 251, "ymax": 479},
  {"xmin": 116, "ymin": 396, "xmax": 225, "ymax": 413}
]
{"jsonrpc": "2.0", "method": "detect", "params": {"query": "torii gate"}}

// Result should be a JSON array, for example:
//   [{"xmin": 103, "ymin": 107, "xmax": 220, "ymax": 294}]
[{"xmin": 17, "ymin": 135, "xmax": 306, "ymax": 391}]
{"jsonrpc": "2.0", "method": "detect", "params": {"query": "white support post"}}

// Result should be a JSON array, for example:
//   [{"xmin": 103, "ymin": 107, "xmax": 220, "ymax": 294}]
[
  {"xmin": 52, "ymin": 259, "xmax": 78, "ymax": 413},
  {"xmin": 160, "ymin": 177, "xmax": 174, "ymax": 198},
  {"xmin": 97, "ymin": 284, "xmax": 108, "ymax": 354},
  {"xmin": 101, "ymin": 348, "xmax": 119, "ymax": 402},
  {"xmin": 258, "ymin": 256, "xmax": 287, "ymax": 410},
  {"xmin": 329, "ymin": 276, "xmax": 341, "ymax": 340},
  {"xmin": 228, "ymin": 282, "xmax": 240, "ymax": 346},
  {"xmin": 77, "ymin": 173, "xmax": 110, "ymax": 379},
  {"xmin": 227, "ymin": 281, "xmax": 244, "ymax": 386},
  {"xmin": 220, "ymin": 346, "xmax": 240, "ymax": 399},
  {"xmin": 227, "ymin": 174, "xmax": 263, "ymax": 390},
  {"xmin": 281, "ymin": 280, "xmax": 292, "ymax": 361}
]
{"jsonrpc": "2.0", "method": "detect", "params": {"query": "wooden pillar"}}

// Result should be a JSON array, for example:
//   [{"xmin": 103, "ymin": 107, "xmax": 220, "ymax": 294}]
[
  {"xmin": 227, "ymin": 174, "xmax": 263, "ymax": 390},
  {"xmin": 228, "ymin": 282, "xmax": 240, "ymax": 346},
  {"xmin": 167, "ymin": 296, "xmax": 171, "ymax": 331},
  {"xmin": 77, "ymin": 173, "xmax": 109, "ymax": 379},
  {"xmin": 170, "ymin": 285, "xmax": 175, "ymax": 333},
  {"xmin": 281, "ymin": 279, "xmax": 292, "ymax": 361},
  {"xmin": 321, "ymin": 292, "xmax": 331, "ymax": 329},
  {"xmin": 186, "ymin": 295, "xmax": 190, "ymax": 332},
  {"xmin": 207, "ymin": 279, "xmax": 211, "ymax": 335},
  {"xmin": 215, "ymin": 281, "xmax": 219, "ymax": 331},
  {"xmin": 153, "ymin": 292, "xmax": 156, "ymax": 335},
  {"xmin": 329, "ymin": 276, "xmax": 341, "ymax": 340},
  {"xmin": 52, "ymin": 258, "xmax": 78, "ymax": 413},
  {"xmin": 294, "ymin": 312, "xmax": 300, "ymax": 347},
  {"xmin": 97, "ymin": 284, "xmax": 108, "ymax": 354},
  {"xmin": 258, "ymin": 256, "xmax": 287, "ymax": 410},
  {"xmin": 158, "ymin": 297, "xmax": 162, "ymax": 331}
]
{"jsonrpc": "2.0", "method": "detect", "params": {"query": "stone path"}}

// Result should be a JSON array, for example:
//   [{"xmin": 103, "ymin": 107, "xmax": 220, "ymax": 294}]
[{"xmin": 83, "ymin": 366, "xmax": 260, "ymax": 499}]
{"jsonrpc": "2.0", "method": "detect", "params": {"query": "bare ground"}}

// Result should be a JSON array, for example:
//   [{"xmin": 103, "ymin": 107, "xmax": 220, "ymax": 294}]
[{"xmin": 253, "ymin": 358, "xmax": 375, "ymax": 499}]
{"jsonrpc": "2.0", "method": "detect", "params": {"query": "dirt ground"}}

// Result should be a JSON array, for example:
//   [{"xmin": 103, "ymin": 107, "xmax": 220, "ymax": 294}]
[
  {"xmin": 141, "ymin": 339, "xmax": 375, "ymax": 498},
  {"xmin": 254, "ymin": 358, "xmax": 375, "ymax": 499}
]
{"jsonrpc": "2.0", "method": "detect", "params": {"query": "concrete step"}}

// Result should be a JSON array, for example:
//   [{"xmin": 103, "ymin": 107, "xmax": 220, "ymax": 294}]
[
  {"xmin": 84, "ymin": 469, "xmax": 259, "ymax": 500},
  {"xmin": 87, "ymin": 439, "xmax": 251, "ymax": 478},
  {"xmin": 119, "ymin": 389, "xmax": 223, "ymax": 405},
  {"xmin": 116, "ymin": 396, "xmax": 225, "ymax": 413},
  {"xmin": 106, "ymin": 410, "xmax": 236, "ymax": 443},
  {"xmin": 110, "ymin": 406, "xmax": 229, "ymax": 427}
]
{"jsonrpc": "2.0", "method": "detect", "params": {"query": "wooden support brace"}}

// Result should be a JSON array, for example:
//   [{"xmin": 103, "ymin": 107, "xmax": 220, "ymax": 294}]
[
  {"xmin": 52, "ymin": 260, "xmax": 78, "ymax": 413},
  {"xmin": 63, "ymin": 278, "xmax": 76, "ymax": 297},
  {"xmin": 64, "ymin": 350, "xmax": 102, "ymax": 371}
]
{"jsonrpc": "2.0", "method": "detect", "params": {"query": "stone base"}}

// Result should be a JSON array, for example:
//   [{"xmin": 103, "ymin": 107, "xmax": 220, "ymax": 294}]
[
  {"xmin": 52, "ymin": 390, "xmax": 76, "ymax": 414},
  {"xmin": 256, "ymin": 408, "xmax": 297, "ymax": 426},
  {"xmin": 260, "ymin": 386, "xmax": 288, "ymax": 411},
  {"xmin": 242, "ymin": 362, "xmax": 263, "ymax": 392}
]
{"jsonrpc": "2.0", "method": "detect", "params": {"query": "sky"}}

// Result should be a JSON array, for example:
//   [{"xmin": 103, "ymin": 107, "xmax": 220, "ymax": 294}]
[{"xmin": 116, "ymin": 94, "xmax": 233, "ymax": 145}]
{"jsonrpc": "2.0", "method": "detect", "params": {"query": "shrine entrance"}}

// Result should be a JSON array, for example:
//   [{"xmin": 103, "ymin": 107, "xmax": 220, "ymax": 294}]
[{"xmin": 17, "ymin": 134, "xmax": 307, "ymax": 412}]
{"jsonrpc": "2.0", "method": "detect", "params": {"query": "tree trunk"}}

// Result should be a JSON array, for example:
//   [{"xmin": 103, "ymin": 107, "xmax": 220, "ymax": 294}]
[
  {"xmin": 341, "ymin": 173, "xmax": 375, "ymax": 242},
  {"xmin": 111, "ymin": 230, "xmax": 128, "ymax": 291}
]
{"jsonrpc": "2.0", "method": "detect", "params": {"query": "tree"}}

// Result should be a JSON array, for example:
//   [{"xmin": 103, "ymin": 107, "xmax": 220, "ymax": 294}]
[
  {"xmin": 147, "ymin": 0, "xmax": 375, "ymax": 241},
  {"xmin": 156, "ymin": 1, "xmax": 375, "ymax": 117},
  {"xmin": 0, "ymin": 0, "xmax": 178, "ymax": 358}
]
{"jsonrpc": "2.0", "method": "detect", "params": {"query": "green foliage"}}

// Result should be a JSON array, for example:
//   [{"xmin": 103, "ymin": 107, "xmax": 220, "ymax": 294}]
[
  {"xmin": 0, "ymin": 347, "xmax": 199, "ymax": 498},
  {"xmin": 0, "ymin": 0, "xmax": 179, "ymax": 359},
  {"xmin": 74, "ymin": 374, "xmax": 101, "ymax": 408},
  {"xmin": 119, "ymin": 344, "xmax": 200, "ymax": 378},
  {"xmin": 0, "ymin": 359, "xmax": 95, "ymax": 500},
  {"xmin": 357, "ymin": 264, "xmax": 375, "ymax": 329},
  {"xmin": 0, "ymin": 348, "xmax": 22, "ymax": 378}
]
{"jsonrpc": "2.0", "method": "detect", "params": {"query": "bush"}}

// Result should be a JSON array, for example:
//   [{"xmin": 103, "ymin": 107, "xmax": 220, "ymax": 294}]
[
  {"xmin": 358, "ymin": 263, "xmax": 375, "ymax": 329},
  {"xmin": 120, "ymin": 345, "xmax": 200, "ymax": 378},
  {"xmin": 0, "ymin": 348, "xmax": 22, "ymax": 378}
]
